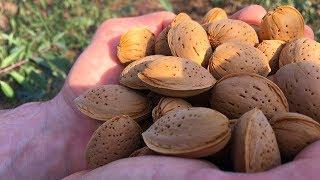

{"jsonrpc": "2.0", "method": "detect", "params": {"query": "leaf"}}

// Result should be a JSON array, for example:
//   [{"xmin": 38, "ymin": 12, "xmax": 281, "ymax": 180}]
[
  {"xmin": 10, "ymin": 71, "xmax": 25, "ymax": 84},
  {"xmin": 0, "ymin": 80, "xmax": 14, "ymax": 98},
  {"xmin": 1, "ymin": 46, "xmax": 25, "ymax": 68}
]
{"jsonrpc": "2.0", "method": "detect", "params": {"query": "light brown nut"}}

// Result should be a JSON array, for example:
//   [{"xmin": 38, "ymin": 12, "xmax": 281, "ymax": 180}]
[
  {"xmin": 138, "ymin": 56, "xmax": 216, "ymax": 97},
  {"xmin": 129, "ymin": 146, "xmax": 158, "ymax": 157},
  {"xmin": 201, "ymin": 8, "xmax": 228, "ymax": 24},
  {"xmin": 85, "ymin": 115, "xmax": 142, "ymax": 168},
  {"xmin": 207, "ymin": 19, "xmax": 259, "ymax": 49},
  {"xmin": 120, "ymin": 55, "xmax": 164, "ymax": 89},
  {"xmin": 74, "ymin": 85, "xmax": 151, "ymax": 121},
  {"xmin": 260, "ymin": 5, "xmax": 304, "ymax": 42},
  {"xmin": 208, "ymin": 41, "xmax": 270, "ymax": 79},
  {"xmin": 232, "ymin": 109, "xmax": 281, "ymax": 172},
  {"xmin": 279, "ymin": 38, "xmax": 320, "ymax": 67},
  {"xmin": 257, "ymin": 40, "xmax": 286, "ymax": 74},
  {"xmin": 273, "ymin": 61, "xmax": 320, "ymax": 122},
  {"xmin": 155, "ymin": 27, "xmax": 172, "ymax": 56},
  {"xmin": 210, "ymin": 73, "xmax": 289, "ymax": 119},
  {"xmin": 170, "ymin": 13, "xmax": 192, "ymax": 27},
  {"xmin": 168, "ymin": 20, "xmax": 212, "ymax": 66},
  {"xmin": 117, "ymin": 27, "xmax": 155, "ymax": 64},
  {"xmin": 270, "ymin": 112, "xmax": 320, "ymax": 160},
  {"xmin": 143, "ymin": 107, "xmax": 231, "ymax": 158},
  {"xmin": 152, "ymin": 97, "xmax": 192, "ymax": 121}
]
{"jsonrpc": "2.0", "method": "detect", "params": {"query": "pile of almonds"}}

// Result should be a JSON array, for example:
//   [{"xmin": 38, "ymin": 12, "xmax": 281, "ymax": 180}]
[{"xmin": 74, "ymin": 5, "xmax": 320, "ymax": 172}]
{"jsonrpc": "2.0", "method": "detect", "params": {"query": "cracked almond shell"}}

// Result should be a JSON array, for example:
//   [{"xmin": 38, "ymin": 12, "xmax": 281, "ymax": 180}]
[
  {"xmin": 260, "ymin": 6, "xmax": 304, "ymax": 42},
  {"xmin": 129, "ymin": 146, "xmax": 158, "ymax": 157},
  {"xmin": 270, "ymin": 112, "xmax": 320, "ymax": 160},
  {"xmin": 117, "ymin": 27, "xmax": 155, "ymax": 64},
  {"xmin": 201, "ymin": 8, "xmax": 228, "ymax": 24},
  {"xmin": 138, "ymin": 56, "xmax": 216, "ymax": 97},
  {"xmin": 279, "ymin": 38, "xmax": 320, "ymax": 67},
  {"xmin": 85, "ymin": 115, "xmax": 142, "ymax": 168},
  {"xmin": 207, "ymin": 19, "xmax": 259, "ymax": 49},
  {"xmin": 208, "ymin": 41, "xmax": 270, "ymax": 79},
  {"xmin": 168, "ymin": 20, "xmax": 212, "ymax": 66},
  {"xmin": 143, "ymin": 107, "xmax": 231, "ymax": 158},
  {"xmin": 155, "ymin": 27, "xmax": 172, "ymax": 56},
  {"xmin": 74, "ymin": 84, "xmax": 151, "ymax": 121},
  {"xmin": 232, "ymin": 109, "xmax": 281, "ymax": 172},
  {"xmin": 210, "ymin": 73, "xmax": 289, "ymax": 119}
]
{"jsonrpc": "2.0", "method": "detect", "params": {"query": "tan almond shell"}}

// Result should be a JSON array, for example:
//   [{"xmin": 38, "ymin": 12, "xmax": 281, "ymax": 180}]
[
  {"xmin": 232, "ymin": 109, "xmax": 281, "ymax": 172},
  {"xmin": 279, "ymin": 38, "xmax": 320, "ymax": 67},
  {"xmin": 142, "ymin": 107, "xmax": 231, "ymax": 158},
  {"xmin": 120, "ymin": 55, "xmax": 164, "ymax": 89},
  {"xmin": 117, "ymin": 27, "xmax": 155, "ymax": 64},
  {"xmin": 260, "ymin": 5, "xmax": 304, "ymax": 42},
  {"xmin": 270, "ymin": 112, "xmax": 320, "ymax": 160},
  {"xmin": 152, "ymin": 97, "xmax": 192, "ymax": 121},
  {"xmin": 210, "ymin": 73, "xmax": 289, "ymax": 119},
  {"xmin": 201, "ymin": 8, "xmax": 228, "ymax": 24},
  {"xmin": 207, "ymin": 19, "xmax": 259, "ymax": 49},
  {"xmin": 155, "ymin": 27, "xmax": 172, "ymax": 56},
  {"xmin": 138, "ymin": 56, "xmax": 216, "ymax": 97},
  {"xmin": 273, "ymin": 61, "xmax": 320, "ymax": 122},
  {"xmin": 85, "ymin": 115, "xmax": 142, "ymax": 168},
  {"xmin": 208, "ymin": 41, "xmax": 270, "ymax": 79},
  {"xmin": 170, "ymin": 13, "xmax": 192, "ymax": 27},
  {"xmin": 257, "ymin": 40, "xmax": 286, "ymax": 74},
  {"xmin": 129, "ymin": 146, "xmax": 158, "ymax": 157},
  {"xmin": 168, "ymin": 20, "xmax": 212, "ymax": 66},
  {"xmin": 74, "ymin": 85, "xmax": 151, "ymax": 121}
]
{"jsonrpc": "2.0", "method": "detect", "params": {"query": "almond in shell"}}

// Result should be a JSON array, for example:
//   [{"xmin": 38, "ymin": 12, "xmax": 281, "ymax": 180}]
[
  {"xmin": 232, "ymin": 109, "xmax": 281, "ymax": 172},
  {"xmin": 270, "ymin": 112, "xmax": 320, "ymax": 160},
  {"xmin": 74, "ymin": 85, "xmax": 151, "ymax": 121},
  {"xmin": 155, "ymin": 27, "xmax": 171, "ymax": 56},
  {"xmin": 85, "ymin": 115, "xmax": 142, "ymax": 168},
  {"xmin": 201, "ymin": 8, "xmax": 228, "ymax": 24},
  {"xmin": 170, "ymin": 13, "xmax": 192, "ymax": 27},
  {"xmin": 129, "ymin": 146, "xmax": 158, "ymax": 157},
  {"xmin": 142, "ymin": 107, "xmax": 231, "ymax": 158}
]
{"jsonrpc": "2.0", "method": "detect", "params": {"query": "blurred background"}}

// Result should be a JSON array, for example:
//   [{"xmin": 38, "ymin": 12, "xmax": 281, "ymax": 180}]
[{"xmin": 0, "ymin": 0, "xmax": 319, "ymax": 109}]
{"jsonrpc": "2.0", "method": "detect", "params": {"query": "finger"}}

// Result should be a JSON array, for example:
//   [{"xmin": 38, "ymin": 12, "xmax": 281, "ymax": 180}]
[
  {"xmin": 62, "ymin": 170, "xmax": 90, "ymax": 180},
  {"xmin": 230, "ymin": 5, "xmax": 266, "ymax": 25},
  {"xmin": 304, "ymin": 25, "xmax": 315, "ymax": 40}
]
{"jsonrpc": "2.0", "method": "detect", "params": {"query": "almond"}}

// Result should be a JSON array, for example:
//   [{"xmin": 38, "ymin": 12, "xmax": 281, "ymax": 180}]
[
  {"xmin": 170, "ymin": 13, "xmax": 192, "ymax": 27},
  {"xmin": 129, "ymin": 146, "xmax": 158, "ymax": 157},
  {"xmin": 257, "ymin": 40, "xmax": 286, "ymax": 74},
  {"xmin": 74, "ymin": 85, "xmax": 151, "ymax": 121},
  {"xmin": 85, "ymin": 115, "xmax": 142, "ymax": 168},
  {"xmin": 117, "ymin": 27, "xmax": 155, "ymax": 64},
  {"xmin": 155, "ymin": 27, "xmax": 172, "ymax": 56},
  {"xmin": 138, "ymin": 56, "xmax": 216, "ymax": 97},
  {"xmin": 270, "ymin": 112, "xmax": 320, "ymax": 160},
  {"xmin": 142, "ymin": 107, "xmax": 231, "ymax": 158},
  {"xmin": 120, "ymin": 55, "xmax": 164, "ymax": 89},
  {"xmin": 168, "ymin": 20, "xmax": 212, "ymax": 66},
  {"xmin": 201, "ymin": 8, "xmax": 228, "ymax": 24},
  {"xmin": 232, "ymin": 109, "xmax": 281, "ymax": 172},
  {"xmin": 208, "ymin": 41, "xmax": 270, "ymax": 79},
  {"xmin": 273, "ymin": 61, "xmax": 320, "ymax": 122},
  {"xmin": 279, "ymin": 38, "xmax": 320, "ymax": 67},
  {"xmin": 152, "ymin": 97, "xmax": 192, "ymax": 121},
  {"xmin": 207, "ymin": 19, "xmax": 259, "ymax": 49},
  {"xmin": 260, "ymin": 5, "xmax": 304, "ymax": 42},
  {"xmin": 210, "ymin": 73, "xmax": 289, "ymax": 119}
]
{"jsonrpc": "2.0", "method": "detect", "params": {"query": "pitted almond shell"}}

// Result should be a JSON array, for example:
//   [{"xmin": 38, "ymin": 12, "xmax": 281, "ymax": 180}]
[
  {"xmin": 270, "ymin": 112, "xmax": 320, "ymax": 160},
  {"xmin": 273, "ymin": 61, "xmax": 320, "ymax": 122},
  {"xmin": 201, "ymin": 8, "xmax": 228, "ymax": 24},
  {"xmin": 85, "ymin": 115, "xmax": 142, "ymax": 168},
  {"xmin": 129, "ymin": 146, "xmax": 158, "ymax": 157},
  {"xmin": 120, "ymin": 55, "xmax": 164, "ymax": 89},
  {"xmin": 207, "ymin": 19, "xmax": 259, "ymax": 49},
  {"xmin": 155, "ymin": 27, "xmax": 172, "ymax": 56},
  {"xmin": 257, "ymin": 40, "xmax": 286, "ymax": 74},
  {"xmin": 138, "ymin": 56, "xmax": 216, "ymax": 97},
  {"xmin": 260, "ymin": 5, "xmax": 304, "ymax": 42},
  {"xmin": 210, "ymin": 73, "xmax": 289, "ymax": 119},
  {"xmin": 208, "ymin": 41, "xmax": 270, "ymax": 79},
  {"xmin": 232, "ymin": 109, "xmax": 281, "ymax": 172},
  {"xmin": 143, "ymin": 107, "xmax": 231, "ymax": 158},
  {"xmin": 279, "ymin": 38, "xmax": 320, "ymax": 67},
  {"xmin": 74, "ymin": 85, "xmax": 151, "ymax": 121},
  {"xmin": 117, "ymin": 27, "xmax": 155, "ymax": 64},
  {"xmin": 170, "ymin": 13, "xmax": 192, "ymax": 27},
  {"xmin": 152, "ymin": 97, "xmax": 192, "ymax": 121},
  {"xmin": 168, "ymin": 20, "xmax": 212, "ymax": 66}
]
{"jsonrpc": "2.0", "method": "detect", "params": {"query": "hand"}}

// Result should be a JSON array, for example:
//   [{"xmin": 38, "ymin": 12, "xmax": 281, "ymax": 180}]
[{"xmin": 62, "ymin": 5, "xmax": 318, "ymax": 180}]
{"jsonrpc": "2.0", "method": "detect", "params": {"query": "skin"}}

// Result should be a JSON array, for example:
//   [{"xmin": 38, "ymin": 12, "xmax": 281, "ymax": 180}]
[{"xmin": 0, "ymin": 5, "xmax": 317, "ymax": 180}]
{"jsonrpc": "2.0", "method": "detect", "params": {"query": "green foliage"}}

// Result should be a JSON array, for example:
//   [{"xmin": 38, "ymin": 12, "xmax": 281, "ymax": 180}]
[{"xmin": 159, "ymin": 0, "xmax": 173, "ymax": 12}]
